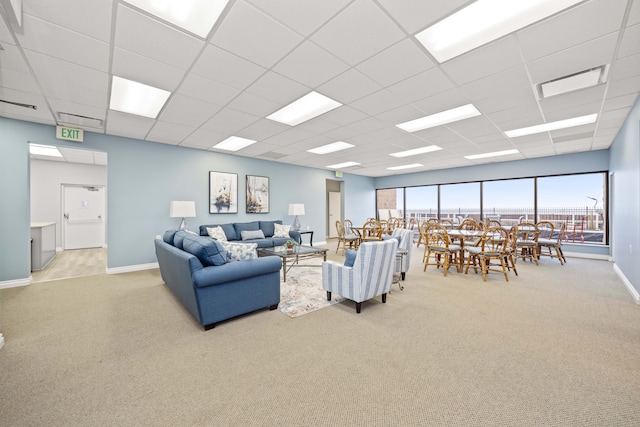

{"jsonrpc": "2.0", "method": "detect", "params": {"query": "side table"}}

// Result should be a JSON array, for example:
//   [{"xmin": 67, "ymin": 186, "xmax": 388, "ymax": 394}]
[{"xmin": 299, "ymin": 230, "xmax": 314, "ymax": 246}]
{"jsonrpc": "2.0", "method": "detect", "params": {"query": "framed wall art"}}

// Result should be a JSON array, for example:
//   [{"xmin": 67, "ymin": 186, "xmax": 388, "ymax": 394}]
[
  {"xmin": 246, "ymin": 175, "xmax": 269, "ymax": 213},
  {"xmin": 209, "ymin": 171, "xmax": 238, "ymax": 214}
]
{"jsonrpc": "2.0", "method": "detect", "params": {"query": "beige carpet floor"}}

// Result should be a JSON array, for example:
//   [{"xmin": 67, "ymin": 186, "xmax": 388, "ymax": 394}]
[{"xmin": 1, "ymin": 244, "xmax": 640, "ymax": 426}]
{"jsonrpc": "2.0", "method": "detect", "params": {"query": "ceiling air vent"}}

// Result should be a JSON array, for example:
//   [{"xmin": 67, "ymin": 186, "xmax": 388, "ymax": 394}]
[
  {"xmin": 58, "ymin": 112, "xmax": 103, "ymax": 129},
  {"xmin": 537, "ymin": 65, "xmax": 608, "ymax": 99},
  {"xmin": 552, "ymin": 131, "xmax": 594, "ymax": 144}
]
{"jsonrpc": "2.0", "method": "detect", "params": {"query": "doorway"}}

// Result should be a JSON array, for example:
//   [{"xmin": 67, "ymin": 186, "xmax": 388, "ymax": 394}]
[{"xmin": 30, "ymin": 145, "xmax": 108, "ymax": 282}]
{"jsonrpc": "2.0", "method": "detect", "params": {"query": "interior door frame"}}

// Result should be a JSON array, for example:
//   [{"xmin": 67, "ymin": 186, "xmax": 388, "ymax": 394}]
[{"xmin": 61, "ymin": 183, "xmax": 107, "ymax": 250}]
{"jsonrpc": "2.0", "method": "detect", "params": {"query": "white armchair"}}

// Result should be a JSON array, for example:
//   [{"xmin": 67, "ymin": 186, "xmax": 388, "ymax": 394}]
[
  {"xmin": 390, "ymin": 228, "xmax": 413, "ymax": 280},
  {"xmin": 322, "ymin": 239, "xmax": 399, "ymax": 313}
]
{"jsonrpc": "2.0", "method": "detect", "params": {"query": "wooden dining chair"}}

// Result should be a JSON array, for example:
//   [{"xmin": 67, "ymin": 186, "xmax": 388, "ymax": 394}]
[
  {"xmin": 335, "ymin": 220, "xmax": 358, "ymax": 254},
  {"xmin": 538, "ymin": 222, "xmax": 566, "ymax": 265},
  {"xmin": 361, "ymin": 219, "xmax": 383, "ymax": 242},
  {"xmin": 516, "ymin": 222, "xmax": 540, "ymax": 265},
  {"xmin": 465, "ymin": 226, "xmax": 510, "ymax": 282},
  {"xmin": 423, "ymin": 223, "xmax": 461, "ymax": 276}
]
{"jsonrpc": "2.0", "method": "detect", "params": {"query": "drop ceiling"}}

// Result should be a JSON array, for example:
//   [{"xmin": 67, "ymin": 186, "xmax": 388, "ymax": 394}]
[{"xmin": 1, "ymin": 0, "xmax": 639, "ymax": 177}]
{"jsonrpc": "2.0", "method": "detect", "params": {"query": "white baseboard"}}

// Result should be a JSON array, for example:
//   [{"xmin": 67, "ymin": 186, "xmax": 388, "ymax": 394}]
[
  {"xmin": 613, "ymin": 263, "xmax": 640, "ymax": 305},
  {"xmin": 106, "ymin": 262, "xmax": 158, "ymax": 275},
  {"xmin": 563, "ymin": 251, "xmax": 610, "ymax": 261},
  {"xmin": 0, "ymin": 276, "xmax": 32, "ymax": 289}
]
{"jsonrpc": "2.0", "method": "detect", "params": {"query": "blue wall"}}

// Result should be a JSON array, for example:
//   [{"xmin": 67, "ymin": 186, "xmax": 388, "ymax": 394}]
[
  {"xmin": 0, "ymin": 117, "xmax": 363, "ymax": 281},
  {"xmin": 609, "ymin": 96, "xmax": 640, "ymax": 295}
]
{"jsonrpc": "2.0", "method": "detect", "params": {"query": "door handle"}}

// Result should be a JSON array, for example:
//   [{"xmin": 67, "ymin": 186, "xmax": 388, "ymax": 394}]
[{"xmin": 64, "ymin": 213, "xmax": 69, "ymax": 220}]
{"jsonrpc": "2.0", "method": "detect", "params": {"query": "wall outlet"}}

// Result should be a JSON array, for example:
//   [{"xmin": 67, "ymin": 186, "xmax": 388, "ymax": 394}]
[
  {"xmin": 156, "ymin": 235, "xmax": 161, "ymax": 240},
  {"xmin": 630, "ymin": 245, "xmax": 633, "ymax": 255}
]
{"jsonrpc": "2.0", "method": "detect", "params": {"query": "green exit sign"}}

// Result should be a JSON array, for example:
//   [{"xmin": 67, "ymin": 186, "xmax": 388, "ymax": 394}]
[{"xmin": 56, "ymin": 126, "xmax": 83, "ymax": 142}]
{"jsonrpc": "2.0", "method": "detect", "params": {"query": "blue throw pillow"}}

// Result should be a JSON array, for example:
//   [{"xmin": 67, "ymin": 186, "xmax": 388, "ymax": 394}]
[
  {"xmin": 344, "ymin": 249, "xmax": 357, "ymax": 267},
  {"xmin": 163, "ymin": 230, "xmax": 178, "ymax": 245},
  {"xmin": 259, "ymin": 220, "xmax": 282, "ymax": 237},
  {"xmin": 234, "ymin": 221, "xmax": 260, "ymax": 240},
  {"xmin": 182, "ymin": 235, "xmax": 227, "ymax": 266}
]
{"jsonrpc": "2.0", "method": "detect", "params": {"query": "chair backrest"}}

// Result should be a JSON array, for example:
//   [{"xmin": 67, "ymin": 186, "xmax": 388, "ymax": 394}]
[
  {"xmin": 363, "ymin": 219, "xmax": 383, "ymax": 240},
  {"xmin": 556, "ymin": 222, "xmax": 566, "ymax": 244},
  {"xmin": 439, "ymin": 219, "xmax": 454, "ymax": 229},
  {"xmin": 458, "ymin": 218, "xmax": 481, "ymax": 231},
  {"xmin": 343, "ymin": 219, "xmax": 354, "ymax": 235},
  {"xmin": 537, "ymin": 221, "xmax": 554, "ymax": 240},
  {"xmin": 352, "ymin": 239, "xmax": 398, "ymax": 300},
  {"xmin": 426, "ymin": 223, "xmax": 452, "ymax": 249},
  {"xmin": 517, "ymin": 222, "xmax": 539, "ymax": 242},
  {"xmin": 391, "ymin": 228, "xmax": 413, "ymax": 270},
  {"xmin": 508, "ymin": 225, "xmax": 519, "ymax": 253},
  {"xmin": 479, "ymin": 226, "xmax": 509, "ymax": 255},
  {"xmin": 487, "ymin": 219, "xmax": 502, "ymax": 228},
  {"xmin": 335, "ymin": 220, "xmax": 345, "ymax": 238}
]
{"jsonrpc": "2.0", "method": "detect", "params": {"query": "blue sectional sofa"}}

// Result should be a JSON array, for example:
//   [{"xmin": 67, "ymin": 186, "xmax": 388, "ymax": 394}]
[
  {"xmin": 198, "ymin": 220, "xmax": 301, "ymax": 247},
  {"xmin": 155, "ymin": 230, "xmax": 282, "ymax": 330}
]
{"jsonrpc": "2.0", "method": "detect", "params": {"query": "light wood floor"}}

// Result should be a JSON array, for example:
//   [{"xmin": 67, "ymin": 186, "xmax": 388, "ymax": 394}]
[{"xmin": 31, "ymin": 248, "xmax": 107, "ymax": 283}]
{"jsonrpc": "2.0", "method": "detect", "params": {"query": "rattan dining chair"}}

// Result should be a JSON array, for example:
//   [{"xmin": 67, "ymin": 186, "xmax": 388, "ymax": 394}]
[
  {"xmin": 538, "ymin": 222, "xmax": 567, "ymax": 265},
  {"xmin": 516, "ymin": 222, "xmax": 540, "ymax": 265},
  {"xmin": 465, "ymin": 226, "xmax": 510, "ymax": 282},
  {"xmin": 423, "ymin": 223, "xmax": 461, "ymax": 276},
  {"xmin": 335, "ymin": 220, "xmax": 359, "ymax": 254}
]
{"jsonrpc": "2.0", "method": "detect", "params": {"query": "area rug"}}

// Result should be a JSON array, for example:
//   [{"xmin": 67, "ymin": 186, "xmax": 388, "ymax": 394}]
[{"xmin": 278, "ymin": 262, "xmax": 345, "ymax": 318}]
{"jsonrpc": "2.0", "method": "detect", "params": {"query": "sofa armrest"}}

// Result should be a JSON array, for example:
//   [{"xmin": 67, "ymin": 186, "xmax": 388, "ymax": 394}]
[
  {"xmin": 191, "ymin": 256, "xmax": 282, "ymax": 288},
  {"xmin": 289, "ymin": 230, "xmax": 302, "ymax": 244}
]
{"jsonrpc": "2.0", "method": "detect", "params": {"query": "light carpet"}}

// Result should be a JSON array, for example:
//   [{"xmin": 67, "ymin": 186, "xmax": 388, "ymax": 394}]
[{"xmin": 277, "ymin": 262, "xmax": 344, "ymax": 318}]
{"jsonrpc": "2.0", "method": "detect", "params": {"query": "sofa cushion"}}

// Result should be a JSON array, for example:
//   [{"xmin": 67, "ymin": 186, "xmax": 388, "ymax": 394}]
[
  {"xmin": 274, "ymin": 223, "xmax": 290, "ymax": 238},
  {"xmin": 182, "ymin": 235, "xmax": 227, "ymax": 266},
  {"xmin": 241, "ymin": 229, "xmax": 265, "ymax": 241},
  {"xmin": 163, "ymin": 230, "xmax": 178, "ymax": 245},
  {"xmin": 259, "ymin": 220, "xmax": 282, "ymax": 237},
  {"xmin": 234, "ymin": 221, "xmax": 260, "ymax": 239},
  {"xmin": 173, "ymin": 230, "xmax": 191, "ymax": 250},
  {"xmin": 220, "ymin": 241, "xmax": 258, "ymax": 262},
  {"xmin": 206, "ymin": 226, "xmax": 228, "ymax": 241},
  {"xmin": 344, "ymin": 249, "xmax": 357, "ymax": 267}
]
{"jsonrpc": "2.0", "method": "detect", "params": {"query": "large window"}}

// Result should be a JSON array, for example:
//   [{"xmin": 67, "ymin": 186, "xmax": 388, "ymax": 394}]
[
  {"xmin": 482, "ymin": 178, "xmax": 534, "ymax": 227},
  {"xmin": 537, "ymin": 173, "xmax": 606, "ymax": 244},
  {"xmin": 440, "ymin": 182, "xmax": 480, "ymax": 222},
  {"xmin": 376, "ymin": 172, "xmax": 607, "ymax": 245}
]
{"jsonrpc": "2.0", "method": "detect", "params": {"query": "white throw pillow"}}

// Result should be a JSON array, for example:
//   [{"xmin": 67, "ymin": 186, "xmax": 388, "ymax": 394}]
[
  {"xmin": 219, "ymin": 241, "xmax": 258, "ymax": 262},
  {"xmin": 273, "ymin": 223, "xmax": 290, "ymax": 238},
  {"xmin": 206, "ymin": 226, "xmax": 228, "ymax": 242}
]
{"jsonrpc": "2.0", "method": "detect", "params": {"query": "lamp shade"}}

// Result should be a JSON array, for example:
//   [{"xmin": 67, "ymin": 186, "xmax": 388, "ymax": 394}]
[
  {"xmin": 288, "ymin": 203, "xmax": 305, "ymax": 216},
  {"xmin": 170, "ymin": 201, "xmax": 196, "ymax": 218}
]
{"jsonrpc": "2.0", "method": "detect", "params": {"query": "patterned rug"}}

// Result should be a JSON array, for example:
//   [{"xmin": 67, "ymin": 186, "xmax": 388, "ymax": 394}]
[{"xmin": 277, "ymin": 262, "xmax": 345, "ymax": 318}]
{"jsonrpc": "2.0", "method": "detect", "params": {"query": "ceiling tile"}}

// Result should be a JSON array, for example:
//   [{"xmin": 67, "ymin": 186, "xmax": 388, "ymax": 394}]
[
  {"xmin": 191, "ymin": 44, "xmax": 266, "ymax": 91},
  {"xmin": 210, "ymin": 1, "xmax": 303, "ymax": 69},
  {"xmin": 317, "ymin": 68, "xmax": 382, "ymax": 105},
  {"xmin": 159, "ymin": 94, "xmax": 221, "ymax": 127},
  {"xmin": 246, "ymin": 71, "xmax": 309, "ymax": 106},
  {"xmin": 106, "ymin": 110, "xmax": 154, "ymax": 139},
  {"xmin": 376, "ymin": 0, "xmax": 469, "ymax": 34},
  {"xmin": 388, "ymin": 67, "xmax": 456, "ymax": 103},
  {"xmin": 609, "ymin": 53, "xmax": 640, "ymax": 82},
  {"xmin": 350, "ymin": 88, "xmax": 405, "ymax": 116},
  {"xmin": 246, "ymin": 0, "xmax": 351, "ymax": 37},
  {"xmin": 461, "ymin": 66, "xmax": 531, "ymax": 101},
  {"xmin": 0, "ymin": 87, "xmax": 55, "ymax": 123},
  {"xmin": 147, "ymin": 121, "xmax": 194, "ymax": 144},
  {"xmin": 227, "ymin": 92, "xmax": 281, "ymax": 117},
  {"xmin": 356, "ymin": 38, "xmax": 436, "ymax": 87},
  {"xmin": 272, "ymin": 41, "xmax": 350, "ymax": 88},
  {"xmin": 517, "ymin": 0, "xmax": 628, "ymax": 62},
  {"xmin": 23, "ymin": 0, "xmax": 113, "ymax": 42},
  {"xmin": 16, "ymin": 14, "xmax": 109, "ymax": 71},
  {"xmin": 112, "ymin": 47, "xmax": 185, "ymax": 92},
  {"xmin": 177, "ymin": 73, "xmax": 240, "ymax": 106},
  {"xmin": 618, "ymin": 23, "xmax": 640, "ymax": 58},
  {"xmin": 115, "ymin": 4, "xmax": 204, "ymax": 69},
  {"xmin": 311, "ymin": 0, "xmax": 406, "ymax": 66}
]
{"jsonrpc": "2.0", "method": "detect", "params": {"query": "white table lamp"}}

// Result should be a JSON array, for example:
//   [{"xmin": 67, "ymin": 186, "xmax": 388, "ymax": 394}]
[
  {"xmin": 288, "ymin": 203, "xmax": 305, "ymax": 231},
  {"xmin": 170, "ymin": 201, "xmax": 196, "ymax": 231}
]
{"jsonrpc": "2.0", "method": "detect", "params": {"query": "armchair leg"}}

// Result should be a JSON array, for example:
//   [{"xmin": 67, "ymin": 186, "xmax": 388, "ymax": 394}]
[
  {"xmin": 356, "ymin": 302, "xmax": 361, "ymax": 313},
  {"xmin": 401, "ymin": 272, "xmax": 405, "ymax": 280},
  {"xmin": 382, "ymin": 293, "xmax": 387, "ymax": 304},
  {"xmin": 326, "ymin": 291, "xmax": 332, "ymax": 301}
]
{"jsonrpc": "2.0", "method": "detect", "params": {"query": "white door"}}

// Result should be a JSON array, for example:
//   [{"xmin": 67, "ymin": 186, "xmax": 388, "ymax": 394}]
[
  {"xmin": 328, "ymin": 191, "xmax": 341, "ymax": 238},
  {"xmin": 63, "ymin": 185, "xmax": 105, "ymax": 249}
]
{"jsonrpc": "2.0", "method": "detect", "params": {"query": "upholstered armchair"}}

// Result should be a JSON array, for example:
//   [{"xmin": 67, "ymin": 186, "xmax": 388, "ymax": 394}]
[
  {"xmin": 321, "ymin": 239, "xmax": 399, "ymax": 313},
  {"xmin": 389, "ymin": 228, "xmax": 413, "ymax": 280}
]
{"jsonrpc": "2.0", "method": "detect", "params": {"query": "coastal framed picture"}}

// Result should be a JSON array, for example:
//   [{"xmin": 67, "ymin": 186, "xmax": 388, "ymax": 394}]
[
  {"xmin": 246, "ymin": 175, "xmax": 269, "ymax": 213},
  {"xmin": 209, "ymin": 171, "xmax": 238, "ymax": 214}
]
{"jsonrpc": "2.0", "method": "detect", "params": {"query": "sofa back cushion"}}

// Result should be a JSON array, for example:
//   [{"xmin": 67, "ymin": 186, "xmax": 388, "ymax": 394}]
[
  {"xmin": 199, "ymin": 223, "xmax": 237, "ymax": 241},
  {"xmin": 173, "ymin": 230, "xmax": 192, "ymax": 250},
  {"xmin": 259, "ymin": 220, "xmax": 283, "ymax": 237},
  {"xmin": 233, "ymin": 221, "xmax": 259, "ymax": 239},
  {"xmin": 182, "ymin": 235, "xmax": 227, "ymax": 266},
  {"xmin": 163, "ymin": 230, "xmax": 178, "ymax": 245}
]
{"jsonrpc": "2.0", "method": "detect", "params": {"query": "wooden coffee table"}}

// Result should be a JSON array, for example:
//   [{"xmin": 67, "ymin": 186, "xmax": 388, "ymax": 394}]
[{"xmin": 257, "ymin": 245, "xmax": 328, "ymax": 282}]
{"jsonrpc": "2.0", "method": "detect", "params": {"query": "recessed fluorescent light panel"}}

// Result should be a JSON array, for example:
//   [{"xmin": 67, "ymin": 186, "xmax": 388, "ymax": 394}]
[
  {"xmin": 29, "ymin": 144, "xmax": 62, "ymax": 157},
  {"xmin": 307, "ymin": 141, "xmax": 354, "ymax": 155},
  {"xmin": 390, "ymin": 145, "xmax": 442, "ymax": 157},
  {"xmin": 504, "ymin": 114, "xmax": 598, "ymax": 138},
  {"xmin": 326, "ymin": 161, "xmax": 360, "ymax": 169},
  {"xmin": 539, "ymin": 66, "xmax": 606, "ymax": 98},
  {"xmin": 267, "ymin": 91, "xmax": 342, "ymax": 126},
  {"xmin": 212, "ymin": 136, "xmax": 257, "ymax": 152},
  {"xmin": 387, "ymin": 164, "xmax": 424, "ymax": 171},
  {"xmin": 416, "ymin": 0, "xmax": 583, "ymax": 63},
  {"xmin": 124, "ymin": 0, "xmax": 229, "ymax": 38},
  {"xmin": 109, "ymin": 76, "xmax": 171, "ymax": 119},
  {"xmin": 465, "ymin": 149, "xmax": 519, "ymax": 160},
  {"xmin": 396, "ymin": 104, "xmax": 480, "ymax": 133}
]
